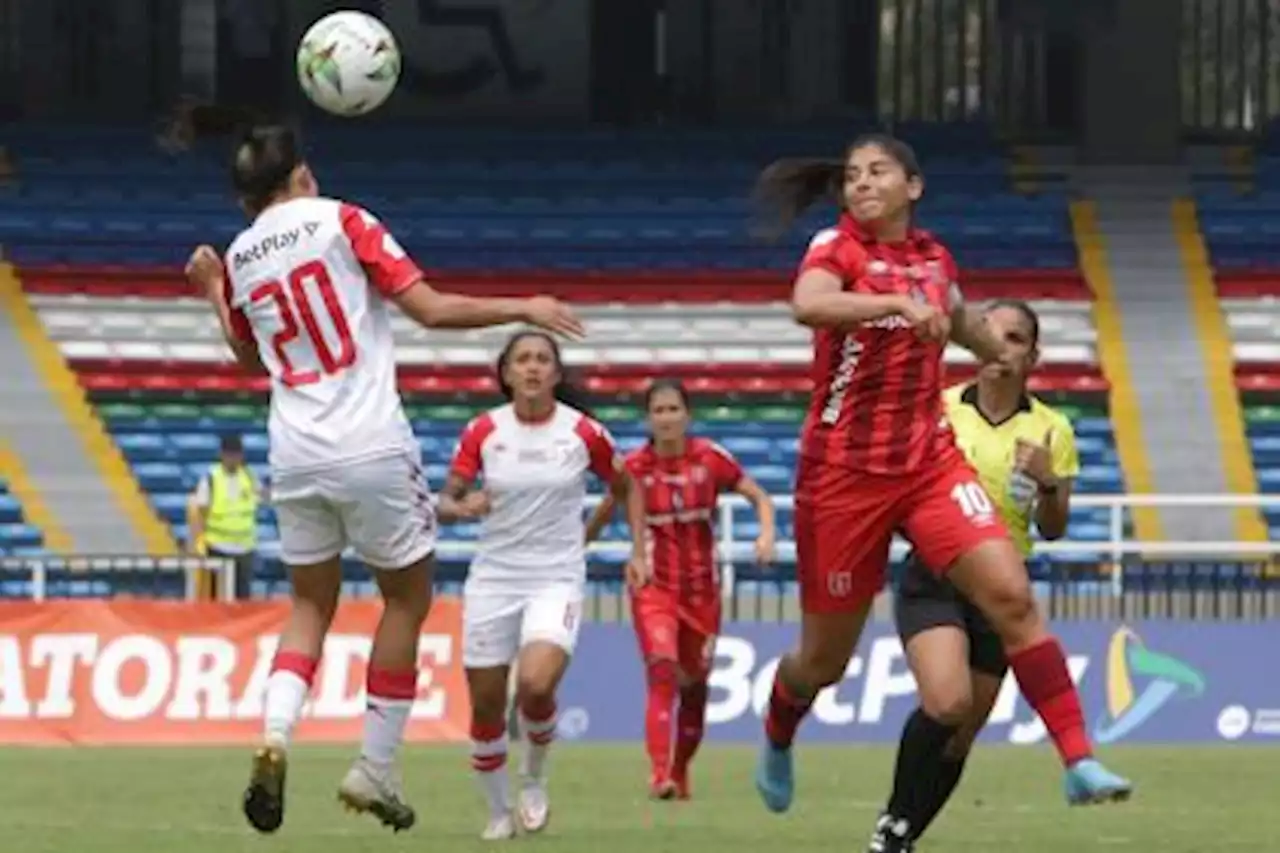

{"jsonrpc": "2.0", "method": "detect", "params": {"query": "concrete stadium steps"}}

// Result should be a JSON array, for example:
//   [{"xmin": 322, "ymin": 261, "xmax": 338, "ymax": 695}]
[{"xmin": 0, "ymin": 475, "xmax": 43, "ymax": 555}]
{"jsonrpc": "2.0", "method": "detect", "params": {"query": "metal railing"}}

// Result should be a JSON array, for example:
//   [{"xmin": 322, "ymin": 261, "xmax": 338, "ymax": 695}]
[{"xmin": 2, "ymin": 494, "xmax": 1278, "ymax": 620}]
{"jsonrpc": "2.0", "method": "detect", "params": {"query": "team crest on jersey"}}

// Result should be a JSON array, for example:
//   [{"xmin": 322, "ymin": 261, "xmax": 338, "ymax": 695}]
[
  {"xmin": 867, "ymin": 260, "xmax": 890, "ymax": 275},
  {"xmin": 692, "ymin": 465, "xmax": 708, "ymax": 484}
]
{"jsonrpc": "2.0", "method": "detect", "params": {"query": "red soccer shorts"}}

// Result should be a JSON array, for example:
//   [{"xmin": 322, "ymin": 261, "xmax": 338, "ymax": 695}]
[
  {"xmin": 631, "ymin": 585, "xmax": 721, "ymax": 680},
  {"xmin": 794, "ymin": 451, "xmax": 1009, "ymax": 614}
]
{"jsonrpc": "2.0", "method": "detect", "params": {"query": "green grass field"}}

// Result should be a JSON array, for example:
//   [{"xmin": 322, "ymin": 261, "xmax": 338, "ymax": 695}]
[{"xmin": 3, "ymin": 744, "xmax": 1276, "ymax": 852}]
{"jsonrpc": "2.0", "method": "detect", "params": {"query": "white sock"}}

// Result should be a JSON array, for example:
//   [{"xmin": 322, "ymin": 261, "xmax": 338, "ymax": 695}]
[
  {"xmin": 264, "ymin": 667, "xmax": 312, "ymax": 748},
  {"xmin": 471, "ymin": 721, "xmax": 511, "ymax": 818},
  {"xmin": 363, "ymin": 697, "xmax": 412, "ymax": 766},
  {"xmin": 519, "ymin": 704, "xmax": 557, "ymax": 782},
  {"xmin": 363, "ymin": 667, "xmax": 418, "ymax": 767}
]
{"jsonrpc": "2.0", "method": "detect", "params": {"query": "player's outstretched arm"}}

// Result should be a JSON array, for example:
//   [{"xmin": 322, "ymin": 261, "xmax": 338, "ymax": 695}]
[
  {"xmin": 791, "ymin": 269, "xmax": 910, "ymax": 329},
  {"xmin": 393, "ymin": 282, "xmax": 585, "ymax": 338}
]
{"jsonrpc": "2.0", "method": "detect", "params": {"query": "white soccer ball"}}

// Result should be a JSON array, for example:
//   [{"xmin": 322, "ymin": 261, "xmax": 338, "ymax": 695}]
[{"xmin": 296, "ymin": 11, "xmax": 401, "ymax": 117}]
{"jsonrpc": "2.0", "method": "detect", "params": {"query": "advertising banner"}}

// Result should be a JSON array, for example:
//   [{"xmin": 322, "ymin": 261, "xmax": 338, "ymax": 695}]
[
  {"xmin": 3, "ymin": 604, "xmax": 1278, "ymax": 746},
  {"xmin": 555, "ymin": 622, "xmax": 1280, "ymax": 745},
  {"xmin": 0, "ymin": 599, "xmax": 468, "ymax": 745}
]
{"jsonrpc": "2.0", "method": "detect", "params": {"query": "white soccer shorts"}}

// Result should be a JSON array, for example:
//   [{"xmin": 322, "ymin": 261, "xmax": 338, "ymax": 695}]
[
  {"xmin": 462, "ymin": 582, "xmax": 585, "ymax": 669},
  {"xmin": 272, "ymin": 449, "xmax": 437, "ymax": 569}
]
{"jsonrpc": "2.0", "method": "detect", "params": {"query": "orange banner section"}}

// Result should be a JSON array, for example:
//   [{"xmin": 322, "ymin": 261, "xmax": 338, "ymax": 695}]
[{"xmin": 0, "ymin": 599, "xmax": 468, "ymax": 746}]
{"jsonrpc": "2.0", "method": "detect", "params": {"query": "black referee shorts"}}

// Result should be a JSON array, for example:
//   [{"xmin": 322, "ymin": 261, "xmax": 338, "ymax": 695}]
[{"xmin": 893, "ymin": 555, "xmax": 1008, "ymax": 678}]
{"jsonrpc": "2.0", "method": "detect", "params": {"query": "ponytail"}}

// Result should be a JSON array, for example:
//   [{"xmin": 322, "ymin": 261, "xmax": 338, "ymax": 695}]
[
  {"xmin": 752, "ymin": 157, "xmax": 844, "ymax": 241},
  {"xmin": 751, "ymin": 133, "xmax": 925, "ymax": 241}
]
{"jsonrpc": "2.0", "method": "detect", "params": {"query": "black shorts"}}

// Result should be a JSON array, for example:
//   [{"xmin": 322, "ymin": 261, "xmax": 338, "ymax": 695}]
[{"xmin": 894, "ymin": 556, "xmax": 1008, "ymax": 678}]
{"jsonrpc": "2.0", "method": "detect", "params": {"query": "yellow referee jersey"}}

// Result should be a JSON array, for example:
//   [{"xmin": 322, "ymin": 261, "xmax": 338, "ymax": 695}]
[{"xmin": 944, "ymin": 383, "xmax": 1080, "ymax": 555}]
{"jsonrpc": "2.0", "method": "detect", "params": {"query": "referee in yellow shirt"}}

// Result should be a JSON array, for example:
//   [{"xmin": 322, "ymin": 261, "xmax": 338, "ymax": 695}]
[{"xmin": 868, "ymin": 300, "xmax": 1080, "ymax": 852}]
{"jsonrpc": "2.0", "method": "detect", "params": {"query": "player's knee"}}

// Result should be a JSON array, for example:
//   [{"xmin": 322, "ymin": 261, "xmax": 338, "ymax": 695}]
[
  {"xmin": 920, "ymin": 684, "xmax": 974, "ymax": 727},
  {"xmin": 468, "ymin": 683, "xmax": 508, "ymax": 725},
  {"xmin": 515, "ymin": 664, "xmax": 561, "ymax": 712},
  {"xmin": 646, "ymin": 657, "xmax": 678, "ymax": 688},
  {"xmin": 975, "ymin": 573, "xmax": 1040, "ymax": 644}
]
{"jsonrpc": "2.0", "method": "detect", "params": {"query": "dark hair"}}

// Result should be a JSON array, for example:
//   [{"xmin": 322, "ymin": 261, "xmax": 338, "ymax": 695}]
[
  {"xmin": 644, "ymin": 378, "xmax": 691, "ymax": 413},
  {"xmin": 231, "ymin": 124, "xmax": 304, "ymax": 214},
  {"xmin": 752, "ymin": 132, "xmax": 924, "ymax": 238},
  {"xmin": 986, "ymin": 299, "xmax": 1041, "ymax": 347},
  {"xmin": 496, "ymin": 331, "xmax": 593, "ymax": 417}
]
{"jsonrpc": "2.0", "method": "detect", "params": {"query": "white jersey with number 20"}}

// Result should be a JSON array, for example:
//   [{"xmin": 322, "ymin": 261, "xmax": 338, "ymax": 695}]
[{"xmin": 223, "ymin": 196, "xmax": 420, "ymax": 475}]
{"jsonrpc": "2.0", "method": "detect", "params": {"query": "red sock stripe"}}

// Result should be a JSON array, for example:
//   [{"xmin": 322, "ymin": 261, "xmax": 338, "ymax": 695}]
[
  {"xmin": 367, "ymin": 667, "xmax": 418, "ymax": 701},
  {"xmin": 271, "ymin": 650, "xmax": 319, "ymax": 684},
  {"xmin": 520, "ymin": 697, "xmax": 557, "ymax": 724},
  {"xmin": 471, "ymin": 753, "xmax": 507, "ymax": 773},
  {"xmin": 470, "ymin": 719, "xmax": 506, "ymax": 743},
  {"xmin": 527, "ymin": 728, "xmax": 555, "ymax": 746}
]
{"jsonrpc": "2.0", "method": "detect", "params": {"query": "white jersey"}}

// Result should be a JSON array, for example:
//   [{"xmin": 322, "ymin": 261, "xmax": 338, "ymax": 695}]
[
  {"xmin": 223, "ymin": 196, "xmax": 419, "ymax": 475},
  {"xmin": 450, "ymin": 403, "xmax": 622, "ymax": 589}
]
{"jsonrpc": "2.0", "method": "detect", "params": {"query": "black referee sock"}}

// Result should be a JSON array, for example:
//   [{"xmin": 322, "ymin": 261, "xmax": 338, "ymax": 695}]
[
  {"xmin": 912, "ymin": 753, "xmax": 969, "ymax": 840},
  {"xmin": 884, "ymin": 708, "xmax": 959, "ymax": 834}
]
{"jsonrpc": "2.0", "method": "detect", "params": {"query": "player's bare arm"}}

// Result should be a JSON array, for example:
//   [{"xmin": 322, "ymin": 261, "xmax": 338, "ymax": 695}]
[
  {"xmin": 436, "ymin": 472, "xmax": 491, "ymax": 523},
  {"xmin": 614, "ymin": 465, "xmax": 650, "ymax": 587},
  {"xmin": 584, "ymin": 492, "xmax": 616, "ymax": 544},
  {"xmin": 791, "ymin": 268, "xmax": 912, "ymax": 328},
  {"xmin": 185, "ymin": 244, "xmax": 265, "ymax": 374},
  {"xmin": 393, "ymin": 282, "xmax": 585, "ymax": 339},
  {"xmin": 733, "ymin": 475, "xmax": 777, "ymax": 564},
  {"xmin": 949, "ymin": 303, "xmax": 1006, "ymax": 363}
]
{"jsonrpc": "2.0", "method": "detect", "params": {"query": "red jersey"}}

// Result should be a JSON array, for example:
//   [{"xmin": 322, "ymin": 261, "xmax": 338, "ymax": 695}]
[
  {"xmin": 797, "ymin": 213, "xmax": 963, "ymax": 475},
  {"xmin": 624, "ymin": 437, "xmax": 745, "ymax": 600}
]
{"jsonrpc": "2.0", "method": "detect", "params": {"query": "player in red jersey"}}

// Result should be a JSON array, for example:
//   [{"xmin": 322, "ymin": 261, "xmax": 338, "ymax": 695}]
[
  {"xmin": 587, "ymin": 379, "xmax": 777, "ymax": 801},
  {"xmin": 749, "ymin": 133, "xmax": 1131, "ymax": 824},
  {"xmin": 184, "ymin": 125, "xmax": 583, "ymax": 836}
]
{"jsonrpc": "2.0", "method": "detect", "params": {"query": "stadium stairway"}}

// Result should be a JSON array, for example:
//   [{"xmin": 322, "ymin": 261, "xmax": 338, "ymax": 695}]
[
  {"xmin": 0, "ymin": 442, "xmax": 69, "ymax": 555},
  {"xmin": 1196, "ymin": 125, "xmax": 1280, "ymax": 539},
  {"xmin": 0, "ymin": 265, "xmax": 174, "ymax": 554},
  {"xmin": 1073, "ymin": 166, "xmax": 1266, "ymax": 545}
]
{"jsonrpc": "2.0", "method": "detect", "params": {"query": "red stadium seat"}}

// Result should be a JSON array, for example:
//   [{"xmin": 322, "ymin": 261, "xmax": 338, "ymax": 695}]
[{"xmin": 20, "ymin": 265, "xmax": 1094, "ymax": 303}]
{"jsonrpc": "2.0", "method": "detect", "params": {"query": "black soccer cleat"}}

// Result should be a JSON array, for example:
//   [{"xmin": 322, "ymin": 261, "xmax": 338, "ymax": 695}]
[
  {"xmin": 242, "ymin": 745, "xmax": 288, "ymax": 834},
  {"xmin": 868, "ymin": 812, "xmax": 915, "ymax": 853}
]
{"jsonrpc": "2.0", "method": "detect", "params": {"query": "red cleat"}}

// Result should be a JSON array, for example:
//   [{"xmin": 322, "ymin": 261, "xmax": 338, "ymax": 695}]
[
  {"xmin": 671, "ymin": 770, "xmax": 691, "ymax": 801},
  {"xmin": 649, "ymin": 775, "xmax": 677, "ymax": 801}
]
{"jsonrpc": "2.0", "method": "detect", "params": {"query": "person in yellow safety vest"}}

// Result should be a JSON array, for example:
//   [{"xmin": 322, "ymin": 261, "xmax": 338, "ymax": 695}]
[{"xmin": 187, "ymin": 434, "xmax": 264, "ymax": 600}]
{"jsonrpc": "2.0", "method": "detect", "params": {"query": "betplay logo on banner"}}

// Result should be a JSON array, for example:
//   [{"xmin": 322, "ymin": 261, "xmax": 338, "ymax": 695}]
[{"xmin": 556, "ymin": 622, "xmax": 1280, "ymax": 744}]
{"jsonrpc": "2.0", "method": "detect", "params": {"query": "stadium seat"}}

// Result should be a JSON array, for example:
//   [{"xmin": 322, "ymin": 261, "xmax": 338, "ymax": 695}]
[{"xmin": 0, "ymin": 123, "xmax": 1137, "ymax": 585}]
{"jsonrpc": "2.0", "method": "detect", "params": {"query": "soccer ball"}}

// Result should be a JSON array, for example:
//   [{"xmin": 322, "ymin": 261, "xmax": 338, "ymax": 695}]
[{"xmin": 296, "ymin": 11, "xmax": 401, "ymax": 117}]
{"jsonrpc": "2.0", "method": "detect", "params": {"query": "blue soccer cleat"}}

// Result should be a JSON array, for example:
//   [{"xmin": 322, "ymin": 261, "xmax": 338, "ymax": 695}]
[
  {"xmin": 1064, "ymin": 758, "xmax": 1133, "ymax": 806},
  {"xmin": 755, "ymin": 742, "xmax": 794, "ymax": 814}
]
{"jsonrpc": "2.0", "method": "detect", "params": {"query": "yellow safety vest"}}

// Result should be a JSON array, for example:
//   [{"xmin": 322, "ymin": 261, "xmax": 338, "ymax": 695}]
[{"xmin": 206, "ymin": 465, "xmax": 258, "ymax": 550}]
